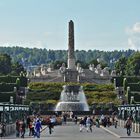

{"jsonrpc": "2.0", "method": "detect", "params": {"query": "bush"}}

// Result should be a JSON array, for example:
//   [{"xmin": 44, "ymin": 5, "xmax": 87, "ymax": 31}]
[
  {"xmin": 0, "ymin": 83, "xmax": 17, "ymax": 92},
  {"xmin": 0, "ymin": 92, "xmax": 16, "ymax": 103},
  {"xmin": 128, "ymin": 83, "xmax": 140, "ymax": 91},
  {"xmin": 27, "ymin": 82, "xmax": 117, "ymax": 106}
]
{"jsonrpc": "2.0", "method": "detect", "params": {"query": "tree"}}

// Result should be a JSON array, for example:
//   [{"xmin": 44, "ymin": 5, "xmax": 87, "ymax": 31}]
[
  {"xmin": 115, "ymin": 57, "xmax": 127, "ymax": 76},
  {"xmin": 0, "ymin": 53, "xmax": 12, "ymax": 74},
  {"xmin": 11, "ymin": 62, "xmax": 25, "ymax": 75},
  {"xmin": 125, "ymin": 52, "xmax": 140, "ymax": 76},
  {"xmin": 48, "ymin": 50, "xmax": 56, "ymax": 62},
  {"xmin": 53, "ymin": 60, "xmax": 67, "ymax": 69},
  {"xmin": 89, "ymin": 59, "xmax": 99, "ymax": 67},
  {"xmin": 75, "ymin": 60, "xmax": 89, "ymax": 69}
]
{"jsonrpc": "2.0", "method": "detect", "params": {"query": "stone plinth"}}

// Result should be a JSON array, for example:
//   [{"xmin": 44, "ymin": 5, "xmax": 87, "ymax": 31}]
[
  {"xmin": 68, "ymin": 58, "xmax": 76, "ymax": 69},
  {"xmin": 64, "ymin": 69, "xmax": 78, "ymax": 82}
]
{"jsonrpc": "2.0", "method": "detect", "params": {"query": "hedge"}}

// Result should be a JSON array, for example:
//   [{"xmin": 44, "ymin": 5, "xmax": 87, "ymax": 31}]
[
  {"xmin": 127, "ymin": 83, "xmax": 140, "ymax": 91},
  {"xmin": 112, "ymin": 76, "xmax": 140, "ymax": 87},
  {"xmin": 0, "ymin": 92, "xmax": 16, "ymax": 103},
  {"xmin": 0, "ymin": 75, "xmax": 27, "ymax": 87},
  {"xmin": 0, "ymin": 75, "xmax": 18, "ymax": 83},
  {"xmin": 27, "ymin": 82, "xmax": 118, "ymax": 106},
  {"xmin": 0, "ymin": 83, "xmax": 17, "ymax": 92}
]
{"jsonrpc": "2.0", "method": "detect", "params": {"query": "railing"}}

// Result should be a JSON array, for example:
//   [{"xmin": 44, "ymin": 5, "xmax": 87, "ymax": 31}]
[{"xmin": 0, "ymin": 103, "xmax": 29, "ymax": 124}]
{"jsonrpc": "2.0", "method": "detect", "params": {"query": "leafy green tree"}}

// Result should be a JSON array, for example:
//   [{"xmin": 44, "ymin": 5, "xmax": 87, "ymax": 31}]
[
  {"xmin": 48, "ymin": 50, "xmax": 56, "ymax": 62},
  {"xmin": 125, "ymin": 52, "xmax": 140, "ymax": 76},
  {"xmin": 0, "ymin": 46, "xmax": 135, "ymax": 70},
  {"xmin": 0, "ymin": 53, "xmax": 12, "ymax": 74},
  {"xmin": 115, "ymin": 57, "xmax": 127, "ymax": 75},
  {"xmin": 89, "ymin": 59, "xmax": 108, "ymax": 69},
  {"xmin": 11, "ymin": 62, "xmax": 25, "ymax": 75},
  {"xmin": 53, "ymin": 61, "xmax": 67, "ymax": 69},
  {"xmin": 89, "ymin": 59, "xmax": 99, "ymax": 67}
]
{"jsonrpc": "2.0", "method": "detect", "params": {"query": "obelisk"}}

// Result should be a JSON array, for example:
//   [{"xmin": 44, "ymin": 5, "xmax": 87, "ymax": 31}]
[{"xmin": 68, "ymin": 20, "xmax": 76, "ymax": 69}]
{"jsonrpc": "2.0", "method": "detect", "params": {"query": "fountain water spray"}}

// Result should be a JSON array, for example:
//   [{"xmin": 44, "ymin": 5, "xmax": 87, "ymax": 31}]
[{"xmin": 55, "ymin": 85, "xmax": 89, "ymax": 111}]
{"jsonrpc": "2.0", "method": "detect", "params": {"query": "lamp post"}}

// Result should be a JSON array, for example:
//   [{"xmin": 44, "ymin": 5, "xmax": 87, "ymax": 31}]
[
  {"xmin": 130, "ymin": 96, "xmax": 134, "ymax": 104},
  {"xmin": 10, "ymin": 96, "xmax": 13, "ymax": 104}
]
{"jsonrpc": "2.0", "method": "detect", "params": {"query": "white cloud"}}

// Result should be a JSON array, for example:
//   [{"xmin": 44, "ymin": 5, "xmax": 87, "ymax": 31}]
[
  {"xmin": 133, "ymin": 23, "xmax": 140, "ymax": 33},
  {"xmin": 126, "ymin": 22, "xmax": 140, "ymax": 50}
]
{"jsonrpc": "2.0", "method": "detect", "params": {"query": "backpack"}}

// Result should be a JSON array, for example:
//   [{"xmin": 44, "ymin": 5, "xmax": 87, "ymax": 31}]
[{"xmin": 125, "ymin": 120, "xmax": 131, "ymax": 127}]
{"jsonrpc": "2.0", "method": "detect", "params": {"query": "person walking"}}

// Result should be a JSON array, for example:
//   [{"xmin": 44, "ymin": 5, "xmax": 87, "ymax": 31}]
[
  {"xmin": 86, "ymin": 116, "xmax": 93, "ymax": 132},
  {"xmin": 125, "ymin": 117, "xmax": 132, "ymax": 136},
  {"xmin": 16, "ymin": 120, "xmax": 20, "ymax": 137},
  {"xmin": 50, "ymin": 116, "xmax": 56, "ymax": 132},
  {"xmin": 48, "ymin": 117, "xmax": 53, "ymax": 135},
  {"xmin": 29, "ymin": 120, "xmax": 34, "ymax": 136},
  {"xmin": 74, "ymin": 115, "xmax": 78, "ymax": 124},
  {"xmin": 63, "ymin": 113, "xmax": 67, "ymax": 125},
  {"xmin": 114, "ymin": 116, "xmax": 118, "ymax": 128},
  {"xmin": 95, "ymin": 117, "xmax": 100, "ymax": 128},
  {"xmin": 79, "ymin": 118, "xmax": 85, "ymax": 132},
  {"xmin": 34, "ymin": 119, "xmax": 42, "ymax": 138},
  {"xmin": 20, "ymin": 120, "xmax": 26, "ymax": 138}
]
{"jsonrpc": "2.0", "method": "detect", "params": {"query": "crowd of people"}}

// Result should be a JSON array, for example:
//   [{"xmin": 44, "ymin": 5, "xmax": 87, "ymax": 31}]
[
  {"xmin": 78, "ymin": 115, "xmax": 119, "ymax": 133},
  {"xmin": 14, "ymin": 113, "xmax": 133, "ymax": 139},
  {"xmin": 61, "ymin": 112, "xmax": 120, "ymax": 133},
  {"xmin": 16, "ymin": 115, "xmax": 57, "ymax": 139}
]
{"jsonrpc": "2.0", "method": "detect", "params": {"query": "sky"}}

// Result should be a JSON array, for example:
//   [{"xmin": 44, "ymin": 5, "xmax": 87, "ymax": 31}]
[{"xmin": 0, "ymin": 0, "xmax": 140, "ymax": 51}]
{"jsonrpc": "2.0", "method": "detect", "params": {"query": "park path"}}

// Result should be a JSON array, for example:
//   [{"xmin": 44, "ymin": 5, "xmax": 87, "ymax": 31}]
[{"xmin": 2, "ymin": 122, "xmax": 140, "ymax": 140}]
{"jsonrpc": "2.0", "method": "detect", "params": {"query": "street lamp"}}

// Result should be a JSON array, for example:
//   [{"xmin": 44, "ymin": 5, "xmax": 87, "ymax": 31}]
[
  {"xmin": 10, "ymin": 96, "xmax": 13, "ymax": 104},
  {"xmin": 130, "ymin": 96, "xmax": 134, "ymax": 104}
]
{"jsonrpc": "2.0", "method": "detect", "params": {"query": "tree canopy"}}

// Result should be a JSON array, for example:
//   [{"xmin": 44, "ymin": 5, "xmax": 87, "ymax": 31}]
[
  {"xmin": 0, "ymin": 46, "xmax": 135, "ymax": 70},
  {"xmin": 0, "ymin": 53, "xmax": 25, "ymax": 75}
]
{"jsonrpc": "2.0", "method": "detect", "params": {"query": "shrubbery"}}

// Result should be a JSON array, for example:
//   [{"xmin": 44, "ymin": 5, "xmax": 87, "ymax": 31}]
[
  {"xmin": 0, "ymin": 83, "xmax": 17, "ymax": 92},
  {"xmin": 0, "ymin": 75, "xmax": 27, "ymax": 92},
  {"xmin": 27, "ymin": 82, "xmax": 118, "ymax": 106},
  {"xmin": 0, "ymin": 92, "xmax": 16, "ymax": 103},
  {"xmin": 112, "ymin": 76, "xmax": 140, "ymax": 87}
]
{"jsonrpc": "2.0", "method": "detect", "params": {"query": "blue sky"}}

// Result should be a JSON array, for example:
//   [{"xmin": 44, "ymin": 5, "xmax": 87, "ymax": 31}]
[{"xmin": 0, "ymin": 0, "xmax": 140, "ymax": 51}]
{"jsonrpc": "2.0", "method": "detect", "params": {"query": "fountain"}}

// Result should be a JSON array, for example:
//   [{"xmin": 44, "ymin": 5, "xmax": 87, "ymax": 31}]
[
  {"xmin": 55, "ymin": 21, "xmax": 89, "ymax": 111},
  {"xmin": 55, "ymin": 85, "xmax": 89, "ymax": 111}
]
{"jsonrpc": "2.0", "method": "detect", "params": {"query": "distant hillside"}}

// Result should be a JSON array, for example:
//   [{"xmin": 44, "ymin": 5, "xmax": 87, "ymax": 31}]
[{"xmin": 0, "ymin": 46, "xmax": 136, "ymax": 69}]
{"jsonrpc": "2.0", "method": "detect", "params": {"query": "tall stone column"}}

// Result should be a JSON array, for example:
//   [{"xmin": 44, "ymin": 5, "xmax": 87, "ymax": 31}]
[{"xmin": 68, "ymin": 20, "xmax": 76, "ymax": 69}]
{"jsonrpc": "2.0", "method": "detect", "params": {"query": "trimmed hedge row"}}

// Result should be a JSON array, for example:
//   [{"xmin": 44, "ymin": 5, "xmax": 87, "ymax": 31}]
[
  {"xmin": 127, "ymin": 83, "xmax": 140, "ymax": 91},
  {"xmin": 28, "ymin": 82, "xmax": 114, "ymax": 92},
  {"xmin": 112, "ymin": 76, "xmax": 140, "ymax": 87},
  {"xmin": 0, "ymin": 75, "xmax": 27, "ymax": 86},
  {"xmin": 0, "ymin": 75, "xmax": 18, "ymax": 83},
  {"xmin": 0, "ymin": 83, "xmax": 17, "ymax": 92},
  {"xmin": 83, "ymin": 83, "xmax": 114, "ymax": 91},
  {"xmin": 0, "ymin": 76, "xmax": 27, "ymax": 92},
  {"xmin": 0, "ymin": 92, "xmax": 16, "ymax": 103},
  {"xmin": 27, "ymin": 82, "xmax": 118, "ymax": 106}
]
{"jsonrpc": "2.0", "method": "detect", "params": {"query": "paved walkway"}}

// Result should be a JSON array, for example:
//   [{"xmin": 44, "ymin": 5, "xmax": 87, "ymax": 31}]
[
  {"xmin": 2, "ymin": 122, "xmax": 140, "ymax": 140},
  {"xmin": 101, "ymin": 125, "xmax": 140, "ymax": 138}
]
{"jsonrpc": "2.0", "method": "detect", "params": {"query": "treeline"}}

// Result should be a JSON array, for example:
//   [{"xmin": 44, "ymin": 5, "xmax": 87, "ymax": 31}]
[
  {"xmin": 115, "ymin": 52, "xmax": 140, "ymax": 76},
  {"xmin": 0, "ymin": 53, "xmax": 25, "ymax": 75},
  {"xmin": 0, "ymin": 46, "xmax": 136, "ymax": 69}
]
